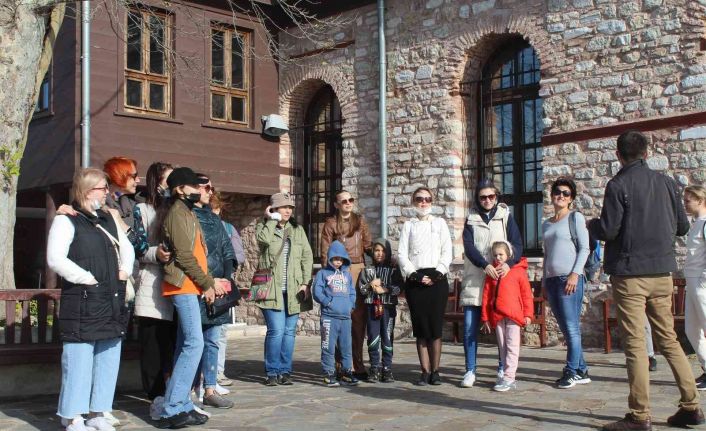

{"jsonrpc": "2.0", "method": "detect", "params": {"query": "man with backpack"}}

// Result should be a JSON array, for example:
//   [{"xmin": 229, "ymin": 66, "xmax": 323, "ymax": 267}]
[{"xmin": 589, "ymin": 130, "xmax": 702, "ymax": 431}]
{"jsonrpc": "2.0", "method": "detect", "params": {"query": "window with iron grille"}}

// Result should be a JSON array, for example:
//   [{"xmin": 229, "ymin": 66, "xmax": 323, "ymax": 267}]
[
  {"xmin": 478, "ymin": 41, "xmax": 543, "ymax": 255},
  {"xmin": 124, "ymin": 9, "xmax": 171, "ymax": 115},
  {"xmin": 209, "ymin": 26, "xmax": 250, "ymax": 126}
]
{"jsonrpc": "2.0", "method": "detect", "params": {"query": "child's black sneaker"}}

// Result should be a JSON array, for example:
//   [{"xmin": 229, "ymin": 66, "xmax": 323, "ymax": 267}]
[
  {"xmin": 324, "ymin": 373, "xmax": 340, "ymax": 387},
  {"xmin": 696, "ymin": 372, "xmax": 706, "ymax": 384},
  {"xmin": 367, "ymin": 367, "xmax": 380, "ymax": 383},
  {"xmin": 697, "ymin": 379, "xmax": 706, "ymax": 391},
  {"xmin": 575, "ymin": 369, "xmax": 591, "ymax": 384},
  {"xmin": 380, "ymin": 368, "xmax": 394, "ymax": 383},
  {"xmin": 340, "ymin": 370, "xmax": 360, "ymax": 386}
]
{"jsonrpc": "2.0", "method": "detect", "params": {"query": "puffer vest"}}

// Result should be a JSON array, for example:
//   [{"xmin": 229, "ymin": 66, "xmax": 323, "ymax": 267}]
[
  {"xmin": 460, "ymin": 204, "xmax": 510, "ymax": 307},
  {"xmin": 59, "ymin": 209, "xmax": 128, "ymax": 342}
]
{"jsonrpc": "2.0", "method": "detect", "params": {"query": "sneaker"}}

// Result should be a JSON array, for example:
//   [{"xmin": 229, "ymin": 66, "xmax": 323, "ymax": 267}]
[
  {"xmin": 461, "ymin": 370, "xmax": 476, "ymax": 388},
  {"xmin": 215, "ymin": 383, "xmax": 230, "ymax": 395},
  {"xmin": 429, "ymin": 370, "xmax": 441, "ymax": 385},
  {"xmin": 203, "ymin": 392, "xmax": 234, "ymax": 409},
  {"xmin": 354, "ymin": 371, "xmax": 369, "ymax": 381},
  {"xmin": 155, "ymin": 411, "xmax": 190, "ymax": 429},
  {"xmin": 85, "ymin": 417, "xmax": 114, "ymax": 431},
  {"xmin": 556, "ymin": 370, "xmax": 580, "ymax": 389},
  {"xmin": 99, "ymin": 412, "xmax": 119, "ymax": 427},
  {"xmin": 417, "ymin": 372, "xmax": 429, "ymax": 386},
  {"xmin": 696, "ymin": 372, "xmax": 706, "ymax": 385},
  {"xmin": 667, "ymin": 407, "xmax": 705, "ymax": 427},
  {"xmin": 575, "ymin": 369, "xmax": 591, "ymax": 384},
  {"xmin": 648, "ymin": 356, "xmax": 657, "ymax": 372},
  {"xmin": 324, "ymin": 373, "xmax": 340, "ymax": 387},
  {"xmin": 697, "ymin": 380, "xmax": 706, "ymax": 391},
  {"xmin": 217, "ymin": 373, "xmax": 233, "ymax": 386},
  {"xmin": 602, "ymin": 413, "xmax": 652, "ymax": 431},
  {"xmin": 278, "ymin": 373, "xmax": 293, "ymax": 385},
  {"xmin": 184, "ymin": 409, "xmax": 209, "ymax": 426},
  {"xmin": 368, "ymin": 367, "xmax": 380, "ymax": 383},
  {"xmin": 65, "ymin": 417, "xmax": 97, "ymax": 431},
  {"xmin": 264, "ymin": 375, "xmax": 279, "ymax": 386},
  {"xmin": 192, "ymin": 404, "xmax": 211, "ymax": 418},
  {"xmin": 150, "ymin": 397, "xmax": 165, "ymax": 421},
  {"xmin": 493, "ymin": 378, "xmax": 517, "ymax": 392},
  {"xmin": 380, "ymin": 368, "xmax": 394, "ymax": 383},
  {"xmin": 341, "ymin": 370, "xmax": 360, "ymax": 386}
]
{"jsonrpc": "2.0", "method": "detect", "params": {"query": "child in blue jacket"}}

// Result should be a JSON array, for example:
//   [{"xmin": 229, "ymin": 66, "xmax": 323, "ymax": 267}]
[{"xmin": 313, "ymin": 240, "xmax": 359, "ymax": 387}]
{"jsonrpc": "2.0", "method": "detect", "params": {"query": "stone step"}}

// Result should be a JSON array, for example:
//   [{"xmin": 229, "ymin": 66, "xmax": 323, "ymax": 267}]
[{"xmin": 223, "ymin": 322, "xmax": 267, "ymax": 338}]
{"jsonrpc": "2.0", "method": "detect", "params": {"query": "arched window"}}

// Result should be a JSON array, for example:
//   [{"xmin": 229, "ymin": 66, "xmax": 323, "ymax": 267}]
[
  {"xmin": 479, "ymin": 40, "xmax": 543, "ymax": 255},
  {"xmin": 303, "ymin": 85, "xmax": 343, "ymax": 260}
]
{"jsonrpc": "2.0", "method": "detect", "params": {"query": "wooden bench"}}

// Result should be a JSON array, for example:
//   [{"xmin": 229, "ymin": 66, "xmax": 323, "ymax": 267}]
[
  {"xmin": 444, "ymin": 279, "xmax": 547, "ymax": 347},
  {"xmin": 0, "ymin": 289, "xmax": 140, "ymax": 365},
  {"xmin": 602, "ymin": 278, "xmax": 686, "ymax": 354}
]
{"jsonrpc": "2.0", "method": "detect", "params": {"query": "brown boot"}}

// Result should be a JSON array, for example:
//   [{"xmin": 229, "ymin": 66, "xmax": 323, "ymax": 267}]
[
  {"xmin": 602, "ymin": 414, "xmax": 652, "ymax": 431},
  {"xmin": 667, "ymin": 407, "xmax": 705, "ymax": 427}
]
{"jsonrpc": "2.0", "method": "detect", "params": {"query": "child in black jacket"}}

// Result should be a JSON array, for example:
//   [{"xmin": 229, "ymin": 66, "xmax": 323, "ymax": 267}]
[{"xmin": 359, "ymin": 238, "xmax": 403, "ymax": 382}]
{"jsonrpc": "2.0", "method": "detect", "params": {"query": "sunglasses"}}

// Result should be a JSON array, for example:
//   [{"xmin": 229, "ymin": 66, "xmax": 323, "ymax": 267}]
[
  {"xmin": 200, "ymin": 184, "xmax": 215, "ymax": 193},
  {"xmin": 338, "ymin": 198, "xmax": 355, "ymax": 205},
  {"xmin": 129, "ymin": 172, "xmax": 139, "ymax": 180},
  {"xmin": 552, "ymin": 189, "xmax": 572, "ymax": 198},
  {"xmin": 414, "ymin": 196, "xmax": 433, "ymax": 203},
  {"xmin": 479, "ymin": 194, "xmax": 497, "ymax": 201},
  {"xmin": 91, "ymin": 185, "xmax": 109, "ymax": 192}
]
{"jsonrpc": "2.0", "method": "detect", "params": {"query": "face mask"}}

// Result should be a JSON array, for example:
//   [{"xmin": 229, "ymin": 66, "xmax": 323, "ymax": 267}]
[
  {"xmin": 90, "ymin": 199, "xmax": 102, "ymax": 210},
  {"xmin": 414, "ymin": 206, "xmax": 432, "ymax": 217},
  {"xmin": 159, "ymin": 186, "xmax": 171, "ymax": 198},
  {"xmin": 185, "ymin": 193, "xmax": 201, "ymax": 203}
]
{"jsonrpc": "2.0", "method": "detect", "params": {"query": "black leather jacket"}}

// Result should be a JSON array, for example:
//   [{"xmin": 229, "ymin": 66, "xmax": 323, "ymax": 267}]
[{"xmin": 588, "ymin": 159, "xmax": 689, "ymax": 276}]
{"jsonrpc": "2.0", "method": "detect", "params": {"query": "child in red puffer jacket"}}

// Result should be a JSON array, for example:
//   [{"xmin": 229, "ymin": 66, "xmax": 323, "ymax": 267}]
[{"xmin": 481, "ymin": 240, "xmax": 533, "ymax": 392}]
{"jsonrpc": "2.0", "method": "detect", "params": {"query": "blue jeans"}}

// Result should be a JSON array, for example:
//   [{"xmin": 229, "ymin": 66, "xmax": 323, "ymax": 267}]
[
  {"xmin": 57, "ymin": 338, "xmax": 122, "ymax": 418},
  {"xmin": 464, "ymin": 305, "xmax": 503, "ymax": 373},
  {"xmin": 261, "ymin": 293, "xmax": 299, "ymax": 377},
  {"xmin": 321, "ymin": 316, "xmax": 353, "ymax": 374},
  {"xmin": 194, "ymin": 324, "xmax": 222, "ymax": 389},
  {"xmin": 545, "ymin": 275, "xmax": 588, "ymax": 375},
  {"xmin": 163, "ymin": 294, "xmax": 204, "ymax": 417}
]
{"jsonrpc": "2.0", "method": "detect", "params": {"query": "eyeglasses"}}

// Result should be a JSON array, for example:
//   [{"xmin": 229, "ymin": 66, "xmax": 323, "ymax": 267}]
[
  {"xmin": 200, "ymin": 184, "xmax": 214, "ymax": 193},
  {"xmin": 338, "ymin": 198, "xmax": 355, "ymax": 205},
  {"xmin": 129, "ymin": 172, "xmax": 138, "ymax": 180},
  {"xmin": 479, "ymin": 194, "xmax": 497, "ymax": 201},
  {"xmin": 414, "ymin": 196, "xmax": 433, "ymax": 203},
  {"xmin": 91, "ymin": 185, "xmax": 109, "ymax": 192},
  {"xmin": 552, "ymin": 189, "xmax": 572, "ymax": 198}
]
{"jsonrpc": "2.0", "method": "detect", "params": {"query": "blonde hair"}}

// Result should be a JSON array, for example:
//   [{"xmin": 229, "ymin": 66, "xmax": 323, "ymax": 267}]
[
  {"xmin": 71, "ymin": 168, "xmax": 108, "ymax": 211},
  {"xmin": 685, "ymin": 185, "xmax": 706, "ymax": 204},
  {"xmin": 491, "ymin": 241, "xmax": 512, "ymax": 257}
]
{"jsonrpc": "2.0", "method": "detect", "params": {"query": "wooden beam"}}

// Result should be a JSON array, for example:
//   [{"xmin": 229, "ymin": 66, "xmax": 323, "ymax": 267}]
[
  {"xmin": 542, "ymin": 110, "xmax": 706, "ymax": 146},
  {"xmin": 289, "ymin": 40, "xmax": 355, "ymax": 60}
]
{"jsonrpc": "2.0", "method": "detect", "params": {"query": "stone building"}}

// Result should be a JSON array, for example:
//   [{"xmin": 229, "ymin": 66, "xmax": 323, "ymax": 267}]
[{"xmin": 234, "ymin": 0, "xmax": 706, "ymax": 347}]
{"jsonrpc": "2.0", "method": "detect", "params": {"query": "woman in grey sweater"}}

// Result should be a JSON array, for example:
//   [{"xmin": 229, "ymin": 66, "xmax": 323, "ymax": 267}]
[{"xmin": 542, "ymin": 177, "xmax": 591, "ymax": 390}]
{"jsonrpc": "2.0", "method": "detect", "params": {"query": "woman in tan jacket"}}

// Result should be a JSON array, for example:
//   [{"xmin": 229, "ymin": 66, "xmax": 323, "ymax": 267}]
[{"xmin": 319, "ymin": 190, "xmax": 372, "ymax": 378}]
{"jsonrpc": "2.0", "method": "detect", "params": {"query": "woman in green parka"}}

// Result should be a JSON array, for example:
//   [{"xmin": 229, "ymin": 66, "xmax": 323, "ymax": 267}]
[{"xmin": 255, "ymin": 192, "xmax": 313, "ymax": 386}]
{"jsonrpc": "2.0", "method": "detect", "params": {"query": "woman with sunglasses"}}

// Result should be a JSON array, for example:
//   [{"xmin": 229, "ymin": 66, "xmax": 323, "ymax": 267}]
[
  {"xmin": 542, "ymin": 177, "xmax": 591, "ymax": 389},
  {"xmin": 398, "ymin": 187, "xmax": 452, "ymax": 385},
  {"xmin": 320, "ymin": 190, "xmax": 372, "ymax": 379},
  {"xmin": 460, "ymin": 179, "xmax": 523, "ymax": 388}
]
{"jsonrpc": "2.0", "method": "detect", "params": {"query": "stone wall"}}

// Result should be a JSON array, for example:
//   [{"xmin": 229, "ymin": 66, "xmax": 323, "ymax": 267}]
[{"xmin": 270, "ymin": 0, "xmax": 706, "ymax": 346}]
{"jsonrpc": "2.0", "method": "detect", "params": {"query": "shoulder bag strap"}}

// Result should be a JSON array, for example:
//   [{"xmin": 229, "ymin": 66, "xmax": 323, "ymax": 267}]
[
  {"xmin": 96, "ymin": 223, "xmax": 123, "ymax": 269},
  {"xmin": 267, "ymin": 227, "xmax": 290, "ymax": 271},
  {"xmin": 568, "ymin": 211, "xmax": 579, "ymax": 252}
]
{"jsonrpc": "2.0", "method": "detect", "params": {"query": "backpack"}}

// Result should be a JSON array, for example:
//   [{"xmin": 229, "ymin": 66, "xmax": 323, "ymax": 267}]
[{"xmin": 568, "ymin": 211, "xmax": 601, "ymax": 281}]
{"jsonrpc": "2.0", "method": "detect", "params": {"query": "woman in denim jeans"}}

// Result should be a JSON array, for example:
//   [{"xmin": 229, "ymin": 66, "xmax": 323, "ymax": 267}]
[
  {"xmin": 542, "ymin": 177, "xmax": 592, "ymax": 389},
  {"xmin": 255, "ymin": 192, "xmax": 314, "ymax": 386}
]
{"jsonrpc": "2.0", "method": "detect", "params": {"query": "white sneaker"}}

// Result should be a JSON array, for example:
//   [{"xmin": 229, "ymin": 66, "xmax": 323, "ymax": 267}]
[
  {"xmin": 215, "ymin": 383, "xmax": 230, "ymax": 395},
  {"xmin": 149, "ymin": 396, "xmax": 165, "ymax": 421},
  {"xmin": 496, "ymin": 369, "xmax": 505, "ymax": 385},
  {"xmin": 493, "ymin": 378, "xmax": 517, "ymax": 392},
  {"xmin": 85, "ymin": 417, "xmax": 115, "ymax": 431},
  {"xmin": 98, "ymin": 412, "xmax": 120, "ymax": 427},
  {"xmin": 461, "ymin": 371, "xmax": 476, "ymax": 388},
  {"xmin": 64, "ymin": 417, "xmax": 96, "ymax": 431},
  {"xmin": 193, "ymin": 404, "xmax": 212, "ymax": 418}
]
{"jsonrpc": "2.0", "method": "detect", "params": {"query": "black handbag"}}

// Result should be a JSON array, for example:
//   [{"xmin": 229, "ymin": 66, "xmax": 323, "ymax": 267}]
[{"xmin": 206, "ymin": 281, "xmax": 242, "ymax": 319}]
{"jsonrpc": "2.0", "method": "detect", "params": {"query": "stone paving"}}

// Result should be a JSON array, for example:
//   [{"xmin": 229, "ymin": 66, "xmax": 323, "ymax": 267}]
[{"xmin": 1, "ymin": 335, "xmax": 705, "ymax": 431}]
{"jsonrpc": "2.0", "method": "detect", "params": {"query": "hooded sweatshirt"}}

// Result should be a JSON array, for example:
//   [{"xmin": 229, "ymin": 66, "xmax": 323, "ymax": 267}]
[
  {"xmin": 358, "ymin": 238, "xmax": 403, "ymax": 305},
  {"xmin": 480, "ymin": 256, "xmax": 534, "ymax": 328},
  {"xmin": 313, "ymin": 240, "xmax": 356, "ymax": 319}
]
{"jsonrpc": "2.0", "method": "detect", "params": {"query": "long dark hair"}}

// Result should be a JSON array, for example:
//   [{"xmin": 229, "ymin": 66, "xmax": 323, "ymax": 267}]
[
  {"xmin": 334, "ymin": 190, "xmax": 361, "ymax": 237},
  {"xmin": 145, "ymin": 162, "xmax": 173, "ymax": 207}
]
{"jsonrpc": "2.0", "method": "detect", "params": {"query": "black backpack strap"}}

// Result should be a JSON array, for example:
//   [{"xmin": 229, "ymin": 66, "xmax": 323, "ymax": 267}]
[{"xmin": 568, "ymin": 211, "xmax": 579, "ymax": 252}]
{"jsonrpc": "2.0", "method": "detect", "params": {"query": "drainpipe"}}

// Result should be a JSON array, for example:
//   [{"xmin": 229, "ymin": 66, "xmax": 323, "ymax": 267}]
[
  {"xmin": 81, "ymin": 0, "xmax": 91, "ymax": 168},
  {"xmin": 377, "ymin": 0, "xmax": 387, "ymax": 239}
]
